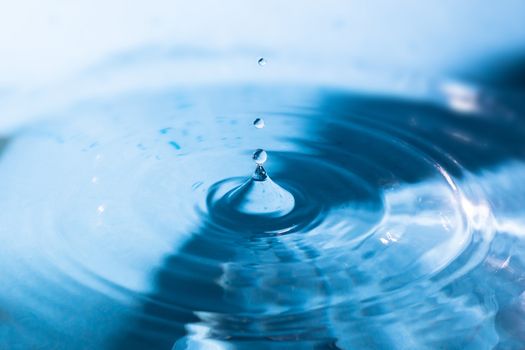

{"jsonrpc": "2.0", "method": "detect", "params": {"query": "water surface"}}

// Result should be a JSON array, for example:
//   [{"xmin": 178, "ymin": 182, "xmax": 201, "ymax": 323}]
[{"xmin": 0, "ymin": 85, "xmax": 524, "ymax": 349}]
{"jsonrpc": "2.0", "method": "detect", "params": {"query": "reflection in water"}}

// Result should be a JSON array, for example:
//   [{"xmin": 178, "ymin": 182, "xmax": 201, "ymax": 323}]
[{"xmin": 0, "ymin": 86, "xmax": 524, "ymax": 349}]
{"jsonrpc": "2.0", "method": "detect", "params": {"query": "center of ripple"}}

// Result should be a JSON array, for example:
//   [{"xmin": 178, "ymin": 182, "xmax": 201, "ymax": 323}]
[{"xmin": 203, "ymin": 152, "xmax": 385, "ymax": 237}]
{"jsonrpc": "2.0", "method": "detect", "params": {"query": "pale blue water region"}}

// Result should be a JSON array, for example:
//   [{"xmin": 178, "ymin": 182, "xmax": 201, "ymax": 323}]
[{"xmin": 1, "ymin": 85, "xmax": 525, "ymax": 349}]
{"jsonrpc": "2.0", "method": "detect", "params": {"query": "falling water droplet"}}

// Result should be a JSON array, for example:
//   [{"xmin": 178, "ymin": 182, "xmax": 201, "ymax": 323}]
[
  {"xmin": 252, "ymin": 165, "xmax": 267, "ymax": 181},
  {"xmin": 257, "ymin": 58, "xmax": 267, "ymax": 66},
  {"xmin": 253, "ymin": 149, "xmax": 267, "ymax": 165},
  {"xmin": 253, "ymin": 118, "xmax": 265, "ymax": 129}
]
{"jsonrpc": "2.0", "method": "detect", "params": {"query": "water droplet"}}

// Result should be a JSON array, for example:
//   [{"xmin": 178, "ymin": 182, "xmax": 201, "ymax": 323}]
[
  {"xmin": 252, "ymin": 165, "xmax": 267, "ymax": 181},
  {"xmin": 169, "ymin": 141, "xmax": 181, "ymax": 150},
  {"xmin": 253, "ymin": 118, "xmax": 265, "ymax": 129},
  {"xmin": 253, "ymin": 149, "xmax": 267, "ymax": 165},
  {"xmin": 257, "ymin": 58, "xmax": 266, "ymax": 66}
]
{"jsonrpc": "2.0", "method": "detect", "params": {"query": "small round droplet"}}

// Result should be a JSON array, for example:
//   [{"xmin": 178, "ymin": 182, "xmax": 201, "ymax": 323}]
[
  {"xmin": 253, "ymin": 118, "xmax": 265, "ymax": 129},
  {"xmin": 257, "ymin": 58, "xmax": 267, "ymax": 66},
  {"xmin": 252, "ymin": 149, "xmax": 267, "ymax": 165},
  {"xmin": 252, "ymin": 165, "xmax": 267, "ymax": 181}
]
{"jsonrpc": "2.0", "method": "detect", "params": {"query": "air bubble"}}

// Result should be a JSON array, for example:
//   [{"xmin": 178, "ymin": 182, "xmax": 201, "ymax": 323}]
[{"xmin": 257, "ymin": 58, "xmax": 267, "ymax": 66}]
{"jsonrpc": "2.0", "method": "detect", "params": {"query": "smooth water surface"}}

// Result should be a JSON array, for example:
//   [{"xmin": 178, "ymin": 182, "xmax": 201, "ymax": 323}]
[{"xmin": 0, "ymin": 84, "xmax": 525, "ymax": 349}]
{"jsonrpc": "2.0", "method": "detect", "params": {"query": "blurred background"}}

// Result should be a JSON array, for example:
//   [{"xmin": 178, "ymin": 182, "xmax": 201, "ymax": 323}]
[{"xmin": 1, "ymin": 0, "xmax": 525, "ymax": 132}]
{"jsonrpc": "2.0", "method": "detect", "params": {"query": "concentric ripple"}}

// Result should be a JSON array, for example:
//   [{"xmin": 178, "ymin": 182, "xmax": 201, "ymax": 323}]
[{"xmin": 0, "ymin": 85, "xmax": 521, "ymax": 350}]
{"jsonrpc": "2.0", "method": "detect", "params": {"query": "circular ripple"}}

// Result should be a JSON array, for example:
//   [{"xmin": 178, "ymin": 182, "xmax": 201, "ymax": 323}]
[{"xmin": 0, "ymin": 86, "xmax": 498, "ymax": 349}]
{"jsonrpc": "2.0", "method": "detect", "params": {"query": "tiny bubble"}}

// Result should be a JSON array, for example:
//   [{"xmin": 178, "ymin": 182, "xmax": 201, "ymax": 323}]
[{"xmin": 258, "ymin": 58, "xmax": 267, "ymax": 66}]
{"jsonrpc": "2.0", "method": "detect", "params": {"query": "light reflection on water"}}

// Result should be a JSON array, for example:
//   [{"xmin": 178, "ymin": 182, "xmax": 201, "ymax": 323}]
[{"xmin": 0, "ymin": 83, "xmax": 524, "ymax": 350}]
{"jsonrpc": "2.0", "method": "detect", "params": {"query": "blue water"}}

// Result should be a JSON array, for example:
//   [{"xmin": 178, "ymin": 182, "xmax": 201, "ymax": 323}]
[{"xmin": 0, "ymin": 84, "xmax": 525, "ymax": 349}]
